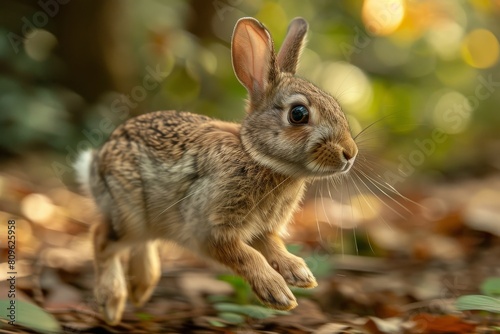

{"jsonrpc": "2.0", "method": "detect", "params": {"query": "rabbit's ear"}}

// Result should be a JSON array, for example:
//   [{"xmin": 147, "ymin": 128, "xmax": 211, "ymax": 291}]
[
  {"xmin": 232, "ymin": 17, "xmax": 277, "ymax": 101},
  {"xmin": 277, "ymin": 18, "xmax": 308, "ymax": 74}
]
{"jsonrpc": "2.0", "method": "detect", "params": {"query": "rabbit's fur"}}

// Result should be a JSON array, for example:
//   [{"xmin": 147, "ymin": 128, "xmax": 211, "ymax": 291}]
[{"xmin": 76, "ymin": 17, "xmax": 357, "ymax": 325}]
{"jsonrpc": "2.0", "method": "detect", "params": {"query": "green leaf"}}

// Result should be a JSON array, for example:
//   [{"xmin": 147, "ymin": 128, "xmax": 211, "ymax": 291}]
[
  {"xmin": 213, "ymin": 302, "xmax": 289, "ymax": 319},
  {"xmin": 207, "ymin": 318, "xmax": 226, "ymax": 327},
  {"xmin": 272, "ymin": 309, "xmax": 291, "ymax": 315},
  {"xmin": 239, "ymin": 304, "xmax": 284, "ymax": 319},
  {"xmin": 206, "ymin": 294, "xmax": 233, "ymax": 303},
  {"xmin": 291, "ymin": 286, "xmax": 314, "ymax": 298},
  {"xmin": 456, "ymin": 295, "xmax": 500, "ymax": 313},
  {"xmin": 214, "ymin": 302, "xmax": 246, "ymax": 314},
  {"xmin": 481, "ymin": 278, "xmax": 500, "ymax": 297},
  {"xmin": 286, "ymin": 244, "xmax": 303, "ymax": 255},
  {"xmin": 217, "ymin": 275, "xmax": 247, "ymax": 289},
  {"xmin": 218, "ymin": 312, "xmax": 245, "ymax": 325},
  {"xmin": 0, "ymin": 300, "xmax": 61, "ymax": 334},
  {"xmin": 306, "ymin": 255, "xmax": 334, "ymax": 278},
  {"xmin": 217, "ymin": 275, "xmax": 252, "ymax": 304}
]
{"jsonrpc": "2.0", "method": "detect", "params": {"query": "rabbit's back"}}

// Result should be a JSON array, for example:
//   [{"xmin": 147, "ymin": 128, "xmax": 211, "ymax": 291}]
[
  {"xmin": 110, "ymin": 110, "xmax": 212, "ymax": 160},
  {"xmin": 88, "ymin": 111, "xmax": 230, "ymax": 241},
  {"xmin": 89, "ymin": 110, "xmax": 281, "ymax": 245}
]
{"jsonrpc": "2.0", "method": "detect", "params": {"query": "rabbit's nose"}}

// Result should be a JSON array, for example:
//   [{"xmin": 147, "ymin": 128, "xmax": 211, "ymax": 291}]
[
  {"xmin": 341, "ymin": 141, "xmax": 358, "ymax": 163},
  {"xmin": 342, "ymin": 149, "xmax": 353, "ymax": 161},
  {"xmin": 340, "ymin": 140, "xmax": 358, "ymax": 172}
]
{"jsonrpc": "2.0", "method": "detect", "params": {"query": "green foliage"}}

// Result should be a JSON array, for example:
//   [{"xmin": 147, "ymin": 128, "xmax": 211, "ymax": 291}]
[
  {"xmin": 217, "ymin": 311, "xmax": 245, "ymax": 325},
  {"xmin": 210, "ymin": 302, "xmax": 290, "ymax": 327},
  {"xmin": 288, "ymin": 243, "xmax": 335, "ymax": 279},
  {"xmin": 0, "ymin": 27, "xmax": 75, "ymax": 154},
  {"xmin": 207, "ymin": 318, "xmax": 226, "ymax": 327},
  {"xmin": 455, "ymin": 295, "xmax": 500, "ymax": 314},
  {"xmin": 214, "ymin": 303, "xmax": 289, "ymax": 319},
  {"xmin": 209, "ymin": 276, "xmax": 291, "ymax": 328},
  {"xmin": 286, "ymin": 243, "xmax": 303, "ymax": 255},
  {"xmin": 217, "ymin": 274, "xmax": 253, "ymax": 305},
  {"xmin": 0, "ymin": 300, "xmax": 62, "ymax": 334},
  {"xmin": 456, "ymin": 277, "xmax": 500, "ymax": 316},
  {"xmin": 480, "ymin": 277, "xmax": 500, "ymax": 297}
]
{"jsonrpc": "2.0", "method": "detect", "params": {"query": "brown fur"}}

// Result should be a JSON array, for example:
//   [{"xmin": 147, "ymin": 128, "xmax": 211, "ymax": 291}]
[{"xmin": 76, "ymin": 17, "xmax": 357, "ymax": 325}]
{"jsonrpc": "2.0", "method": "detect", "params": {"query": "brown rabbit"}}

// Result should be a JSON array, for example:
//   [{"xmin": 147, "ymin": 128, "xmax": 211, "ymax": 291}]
[{"xmin": 75, "ymin": 17, "xmax": 358, "ymax": 325}]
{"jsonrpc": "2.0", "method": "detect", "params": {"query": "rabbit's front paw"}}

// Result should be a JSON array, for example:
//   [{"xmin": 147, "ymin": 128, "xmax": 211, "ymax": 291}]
[
  {"xmin": 271, "ymin": 255, "xmax": 317, "ymax": 289},
  {"xmin": 251, "ymin": 271, "xmax": 297, "ymax": 310}
]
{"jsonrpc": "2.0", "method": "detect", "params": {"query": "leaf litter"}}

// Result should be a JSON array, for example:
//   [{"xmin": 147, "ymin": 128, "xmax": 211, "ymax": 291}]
[{"xmin": 1, "ymin": 154, "xmax": 499, "ymax": 333}]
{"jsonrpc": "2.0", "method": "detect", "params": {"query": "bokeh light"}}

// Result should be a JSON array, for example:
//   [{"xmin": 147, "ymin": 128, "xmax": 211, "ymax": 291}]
[
  {"xmin": 461, "ymin": 29, "xmax": 500, "ymax": 68},
  {"xmin": 319, "ymin": 62, "xmax": 373, "ymax": 115},
  {"xmin": 362, "ymin": 0, "xmax": 405, "ymax": 36},
  {"xmin": 24, "ymin": 29, "xmax": 57, "ymax": 62},
  {"xmin": 432, "ymin": 90, "xmax": 472, "ymax": 134},
  {"xmin": 426, "ymin": 21, "xmax": 464, "ymax": 60}
]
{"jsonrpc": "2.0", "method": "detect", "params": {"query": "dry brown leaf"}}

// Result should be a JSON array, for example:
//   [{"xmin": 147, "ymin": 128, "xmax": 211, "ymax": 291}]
[
  {"xmin": 364, "ymin": 316, "xmax": 414, "ymax": 334},
  {"xmin": 410, "ymin": 314, "xmax": 477, "ymax": 333},
  {"xmin": 314, "ymin": 322, "xmax": 352, "ymax": 334}
]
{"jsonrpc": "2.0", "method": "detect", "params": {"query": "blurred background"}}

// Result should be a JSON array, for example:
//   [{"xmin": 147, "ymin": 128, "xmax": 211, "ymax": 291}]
[
  {"xmin": 2, "ymin": 0, "xmax": 499, "ymax": 174},
  {"xmin": 1, "ymin": 1, "xmax": 500, "ymax": 331}
]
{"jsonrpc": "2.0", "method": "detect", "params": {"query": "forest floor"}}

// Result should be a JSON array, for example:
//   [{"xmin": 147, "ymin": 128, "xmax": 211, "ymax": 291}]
[{"xmin": 1, "ymin": 154, "xmax": 500, "ymax": 334}]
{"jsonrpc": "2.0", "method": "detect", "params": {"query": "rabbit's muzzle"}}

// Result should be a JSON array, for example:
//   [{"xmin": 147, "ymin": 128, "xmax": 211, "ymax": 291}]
[{"xmin": 310, "ymin": 136, "xmax": 357, "ymax": 175}]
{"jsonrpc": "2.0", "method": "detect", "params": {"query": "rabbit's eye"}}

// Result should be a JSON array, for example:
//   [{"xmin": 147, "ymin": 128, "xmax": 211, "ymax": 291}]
[{"xmin": 288, "ymin": 105, "xmax": 309, "ymax": 125}]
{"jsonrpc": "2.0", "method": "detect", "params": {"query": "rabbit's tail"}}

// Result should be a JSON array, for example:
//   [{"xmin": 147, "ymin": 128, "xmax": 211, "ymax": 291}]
[{"xmin": 74, "ymin": 150, "xmax": 95, "ymax": 195}]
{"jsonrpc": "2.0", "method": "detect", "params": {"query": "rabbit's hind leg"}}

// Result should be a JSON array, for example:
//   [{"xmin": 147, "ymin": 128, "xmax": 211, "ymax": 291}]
[
  {"xmin": 92, "ymin": 220, "xmax": 128, "ymax": 325},
  {"xmin": 127, "ymin": 241, "xmax": 161, "ymax": 307}
]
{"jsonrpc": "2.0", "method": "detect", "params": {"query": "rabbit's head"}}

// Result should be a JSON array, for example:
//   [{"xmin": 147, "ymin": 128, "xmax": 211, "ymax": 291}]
[{"xmin": 233, "ymin": 17, "xmax": 358, "ymax": 178}]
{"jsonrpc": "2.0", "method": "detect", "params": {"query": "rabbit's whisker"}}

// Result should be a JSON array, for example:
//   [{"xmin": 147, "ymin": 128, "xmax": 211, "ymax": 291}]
[
  {"xmin": 338, "ymin": 170, "xmax": 345, "ymax": 256},
  {"xmin": 342, "ymin": 172, "xmax": 357, "ymax": 255},
  {"xmin": 348, "ymin": 172, "xmax": 375, "ymax": 254},
  {"xmin": 332, "ymin": 67, "xmax": 357, "ymax": 101},
  {"xmin": 353, "ymin": 114, "xmax": 398, "ymax": 141},
  {"xmin": 314, "ymin": 176, "xmax": 323, "ymax": 243},
  {"xmin": 355, "ymin": 166, "xmax": 420, "ymax": 209},
  {"xmin": 350, "ymin": 168, "xmax": 405, "ymax": 221}
]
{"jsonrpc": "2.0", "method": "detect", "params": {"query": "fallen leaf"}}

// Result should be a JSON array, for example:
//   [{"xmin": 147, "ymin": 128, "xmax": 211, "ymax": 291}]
[
  {"xmin": 364, "ymin": 316, "xmax": 413, "ymax": 334},
  {"xmin": 0, "ymin": 299, "xmax": 62, "ymax": 334},
  {"xmin": 314, "ymin": 322, "xmax": 352, "ymax": 334},
  {"xmin": 411, "ymin": 313, "xmax": 477, "ymax": 333},
  {"xmin": 455, "ymin": 295, "xmax": 500, "ymax": 313}
]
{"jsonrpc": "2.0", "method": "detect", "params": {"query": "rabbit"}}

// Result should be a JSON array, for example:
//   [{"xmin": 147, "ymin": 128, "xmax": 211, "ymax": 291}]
[{"xmin": 74, "ymin": 16, "xmax": 358, "ymax": 325}]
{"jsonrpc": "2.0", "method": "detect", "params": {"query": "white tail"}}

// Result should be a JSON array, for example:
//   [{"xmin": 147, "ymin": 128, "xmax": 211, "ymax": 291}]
[{"xmin": 74, "ymin": 150, "xmax": 93, "ymax": 194}]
